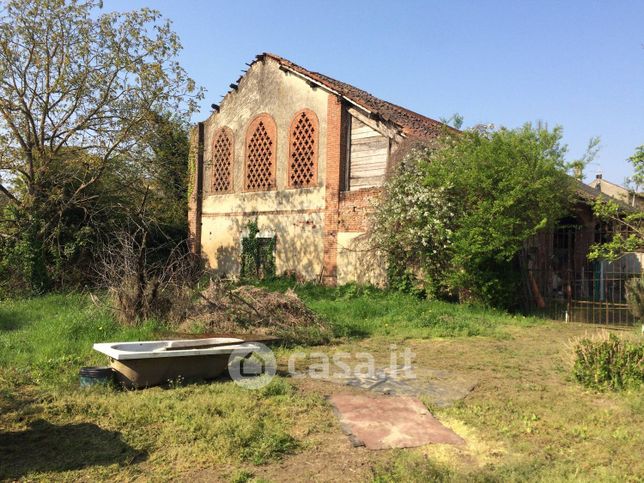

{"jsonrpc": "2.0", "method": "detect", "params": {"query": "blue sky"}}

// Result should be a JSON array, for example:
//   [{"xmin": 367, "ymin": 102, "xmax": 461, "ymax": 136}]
[{"xmin": 108, "ymin": 0, "xmax": 644, "ymax": 184}]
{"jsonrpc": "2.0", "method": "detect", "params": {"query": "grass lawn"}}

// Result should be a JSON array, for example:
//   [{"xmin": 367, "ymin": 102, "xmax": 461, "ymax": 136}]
[
  {"xmin": 257, "ymin": 280, "xmax": 541, "ymax": 340},
  {"xmin": 0, "ymin": 286, "xmax": 642, "ymax": 481}
]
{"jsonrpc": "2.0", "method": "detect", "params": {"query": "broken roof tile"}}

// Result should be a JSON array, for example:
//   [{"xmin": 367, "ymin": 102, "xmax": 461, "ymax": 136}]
[{"xmin": 255, "ymin": 53, "xmax": 455, "ymax": 140}]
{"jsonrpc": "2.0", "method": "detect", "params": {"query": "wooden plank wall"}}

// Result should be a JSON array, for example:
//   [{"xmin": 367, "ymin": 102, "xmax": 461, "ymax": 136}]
[{"xmin": 349, "ymin": 117, "xmax": 388, "ymax": 190}]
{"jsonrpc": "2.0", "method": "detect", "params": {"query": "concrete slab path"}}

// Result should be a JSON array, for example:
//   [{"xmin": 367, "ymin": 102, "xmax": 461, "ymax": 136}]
[{"xmin": 330, "ymin": 393, "xmax": 465, "ymax": 450}]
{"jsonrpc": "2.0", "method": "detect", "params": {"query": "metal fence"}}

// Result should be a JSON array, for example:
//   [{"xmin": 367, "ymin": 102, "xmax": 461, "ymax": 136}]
[{"xmin": 524, "ymin": 257, "xmax": 641, "ymax": 325}]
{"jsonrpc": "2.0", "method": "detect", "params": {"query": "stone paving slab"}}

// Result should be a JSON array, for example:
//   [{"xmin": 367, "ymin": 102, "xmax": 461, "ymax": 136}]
[{"xmin": 330, "ymin": 393, "xmax": 465, "ymax": 450}]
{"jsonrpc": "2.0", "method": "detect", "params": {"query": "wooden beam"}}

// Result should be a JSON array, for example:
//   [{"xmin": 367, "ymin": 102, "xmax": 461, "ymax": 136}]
[{"xmin": 347, "ymin": 106, "xmax": 399, "ymax": 140}]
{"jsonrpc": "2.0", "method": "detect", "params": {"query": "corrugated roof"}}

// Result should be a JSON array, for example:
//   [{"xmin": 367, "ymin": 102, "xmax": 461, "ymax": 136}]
[{"xmin": 251, "ymin": 53, "xmax": 454, "ymax": 139}]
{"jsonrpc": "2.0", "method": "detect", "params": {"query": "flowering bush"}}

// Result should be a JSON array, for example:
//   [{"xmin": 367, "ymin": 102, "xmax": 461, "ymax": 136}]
[
  {"xmin": 373, "ymin": 151, "xmax": 459, "ymax": 299},
  {"xmin": 373, "ymin": 124, "xmax": 572, "ymax": 308}
]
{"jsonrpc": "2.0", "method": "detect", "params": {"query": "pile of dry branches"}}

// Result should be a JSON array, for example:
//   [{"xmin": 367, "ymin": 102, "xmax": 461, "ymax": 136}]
[{"xmin": 182, "ymin": 282, "xmax": 332, "ymax": 346}]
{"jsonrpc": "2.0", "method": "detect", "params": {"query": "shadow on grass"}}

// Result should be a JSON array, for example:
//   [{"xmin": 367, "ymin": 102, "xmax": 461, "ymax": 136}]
[
  {"xmin": 0, "ymin": 308, "xmax": 30, "ymax": 331},
  {"xmin": 0, "ymin": 419, "xmax": 146, "ymax": 479}
]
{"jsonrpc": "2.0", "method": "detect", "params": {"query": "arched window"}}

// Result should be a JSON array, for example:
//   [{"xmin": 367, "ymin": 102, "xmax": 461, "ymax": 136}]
[
  {"xmin": 288, "ymin": 109, "xmax": 318, "ymax": 188},
  {"xmin": 210, "ymin": 127, "xmax": 233, "ymax": 193},
  {"xmin": 244, "ymin": 114, "xmax": 276, "ymax": 191}
]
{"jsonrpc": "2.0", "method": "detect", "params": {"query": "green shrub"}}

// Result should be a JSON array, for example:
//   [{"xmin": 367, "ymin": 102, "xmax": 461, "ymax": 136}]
[
  {"xmin": 625, "ymin": 277, "xmax": 644, "ymax": 322},
  {"xmin": 572, "ymin": 332, "xmax": 643, "ymax": 391},
  {"xmin": 230, "ymin": 470, "xmax": 255, "ymax": 483},
  {"xmin": 373, "ymin": 124, "xmax": 574, "ymax": 309}
]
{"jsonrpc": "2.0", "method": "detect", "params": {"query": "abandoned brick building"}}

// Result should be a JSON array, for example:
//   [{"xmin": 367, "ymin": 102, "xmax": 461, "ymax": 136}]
[
  {"xmin": 188, "ymin": 53, "xmax": 452, "ymax": 285},
  {"xmin": 188, "ymin": 53, "xmax": 641, "ymax": 323}
]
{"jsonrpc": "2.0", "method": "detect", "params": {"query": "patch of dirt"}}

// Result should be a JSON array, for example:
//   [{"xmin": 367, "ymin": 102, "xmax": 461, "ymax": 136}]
[
  {"xmin": 312, "ymin": 365, "xmax": 477, "ymax": 407},
  {"xmin": 180, "ymin": 283, "xmax": 332, "ymax": 345},
  {"xmin": 183, "ymin": 434, "xmax": 382, "ymax": 483}
]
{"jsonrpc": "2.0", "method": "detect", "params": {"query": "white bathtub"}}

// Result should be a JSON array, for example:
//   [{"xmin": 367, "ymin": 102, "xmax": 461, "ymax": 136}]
[{"xmin": 93, "ymin": 337, "xmax": 258, "ymax": 387}]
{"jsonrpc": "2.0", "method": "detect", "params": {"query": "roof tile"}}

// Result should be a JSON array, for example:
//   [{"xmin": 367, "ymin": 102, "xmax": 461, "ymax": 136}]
[{"xmin": 256, "ymin": 53, "xmax": 454, "ymax": 139}]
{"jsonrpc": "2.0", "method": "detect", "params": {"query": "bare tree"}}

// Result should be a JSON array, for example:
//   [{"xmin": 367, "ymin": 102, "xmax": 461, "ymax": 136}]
[{"xmin": 96, "ymin": 228, "xmax": 203, "ymax": 324}]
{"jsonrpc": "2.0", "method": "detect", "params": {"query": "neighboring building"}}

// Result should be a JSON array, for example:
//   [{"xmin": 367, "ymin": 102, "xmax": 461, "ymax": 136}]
[
  {"xmin": 188, "ymin": 53, "xmax": 452, "ymax": 285},
  {"xmin": 588, "ymin": 173, "xmax": 644, "ymax": 209},
  {"xmin": 523, "ymin": 179, "xmax": 643, "ymax": 324}
]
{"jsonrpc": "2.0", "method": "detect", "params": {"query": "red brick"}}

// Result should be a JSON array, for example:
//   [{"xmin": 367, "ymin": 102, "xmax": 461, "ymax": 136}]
[
  {"xmin": 338, "ymin": 188, "xmax": 382, "ymax": 232},
  {"xmin": 322, "ymin": 94, "xmax": 343, "ymax": 285}
]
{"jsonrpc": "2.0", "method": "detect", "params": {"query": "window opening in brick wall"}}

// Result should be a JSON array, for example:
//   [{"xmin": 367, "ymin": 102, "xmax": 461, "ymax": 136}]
[
  {"xmin": 340, "ymin": 113, "xmax": 352, "ymax": 191},
  {"xmin": 210, "ymin": 127, "xmax": 233, "ymax": 193},
  {"xmin": 288, "ymin": 109, "xmax": 318, "ymax": 188},
  {"xmin": 245, "ymin": 115, "xmax": 276, "ymax": 191}
]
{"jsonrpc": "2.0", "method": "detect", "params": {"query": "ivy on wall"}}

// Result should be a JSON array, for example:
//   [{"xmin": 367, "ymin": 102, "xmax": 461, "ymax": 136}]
[
  {"xmin": 187, "ymin": 125, "xmax": 199, "ymax": 201},
  {"xmin": 240, "ymin": 220, "xmax": 276, "ymax": 280}
]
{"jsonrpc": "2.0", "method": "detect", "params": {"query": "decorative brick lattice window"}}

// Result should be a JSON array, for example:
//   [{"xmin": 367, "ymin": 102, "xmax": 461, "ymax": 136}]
[
  {"xmin": 210, "ymin": 127, "xmax": 233, "ymax": 193},
  {"xmin": 288, "ymin": 109, "xmax": 318, "ymax": 188},
  {"xmin": 245, "ymin": 114, "xmax": 276, "ymax": 191}
]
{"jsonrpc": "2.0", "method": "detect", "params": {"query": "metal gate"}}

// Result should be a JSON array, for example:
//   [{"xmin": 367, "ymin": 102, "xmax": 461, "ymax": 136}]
[
  {"xmin": 526, "ymin": 262, "xmax": 640, "ymax": 324},
  {"xmin": 522, "ymin": 220, "xmax": 641, "ymax": 325}
]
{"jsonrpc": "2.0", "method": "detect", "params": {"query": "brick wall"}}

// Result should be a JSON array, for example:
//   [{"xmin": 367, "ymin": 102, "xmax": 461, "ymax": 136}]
[
  {"xmin": 323, "ymin": 97, "xmax": 385, "ymax": 284},
  {"xmin": 188, "ymin": 123, "xmax": 204, "ymax": 254},
  {"xmin": 321, "ymin": 95, "xmax": 343, "ymax": 285},
  {"xmin": 338, "ymin": 188, "xmax": 382, "ymax": 232}
]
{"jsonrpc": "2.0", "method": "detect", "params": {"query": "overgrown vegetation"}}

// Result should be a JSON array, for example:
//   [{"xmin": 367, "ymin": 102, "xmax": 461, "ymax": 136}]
[
  {"xmin": 240, "ymin": 220, "xmax": 276, "ymax": 280},
  {"xmin": 256, "ymin": 279, "xmax": 540, "ymax": 340},
  {"xmin": 587, "ymin": 144, "xmax": 644, "ymax": 325},
  {"xmin": 97, "ymin": 230, "xmax": 203, "ymax": 325},
  {"xmin": 0, "ymin": 283, "xmax": 538, "ymax": 390},
  {"xmin": 625, "ymin": 277, "xmax": 644, "ymax": 324},
  {"xmin": 626, "ymin": 144, "xmax": 644, "ymax": 195},
  {"xmin": 588, "ymin": 198, "xmax": 644, "ymax": 262},
  {"xmin": 372, "ymin": 452, "xmax": 453, "ymax": 482},
  {"xmin": 0, "ymin": 292, "xmax": 326, "ymax": 479},
  {"xmin": 1, "ymin": 291, "xmax": 642, "ymax": 480},
  {"xmin": 0, "ymin": 377, "xmax": 319, "ymax": 480},
  {"xmin": 374, "ymin": 123, "xmax": 575, "ymax": 308},
  {"xmin": 0, "ymin": 293, "xmax": 161, "ymax": 388},
  {"xmin": 571, "ymin": 332, "xmax": 643, "ymax": 391},
  {"xmin": 0, "ymin": 0, "xmax": 201, "ymax": 295}
]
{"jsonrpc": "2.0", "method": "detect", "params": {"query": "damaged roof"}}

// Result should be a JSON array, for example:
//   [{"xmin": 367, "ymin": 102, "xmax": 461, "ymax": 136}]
[{"xmin": 237, "ymin": 53, "xmax": 454, "ymax": 139}]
